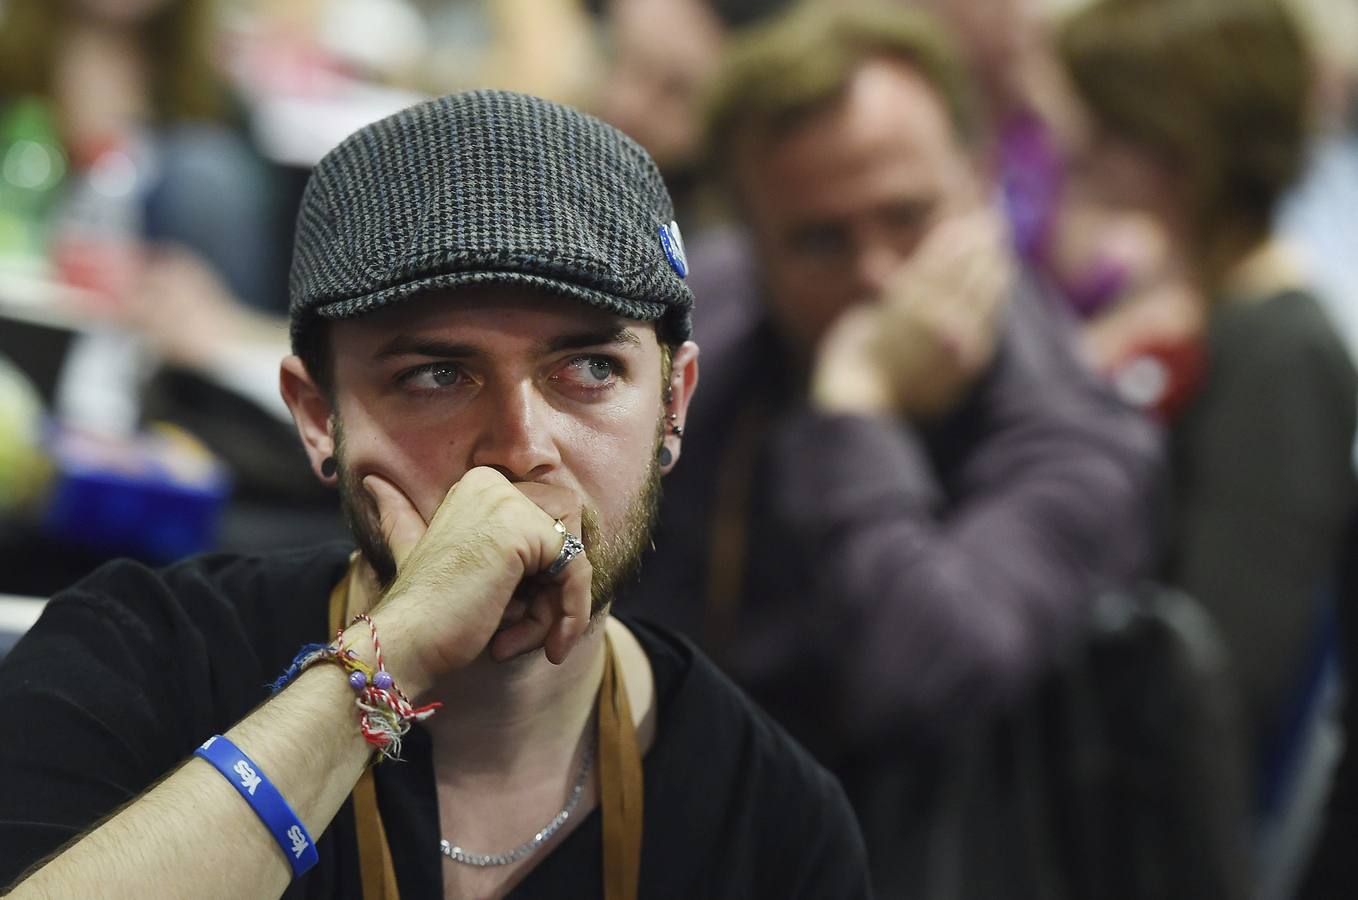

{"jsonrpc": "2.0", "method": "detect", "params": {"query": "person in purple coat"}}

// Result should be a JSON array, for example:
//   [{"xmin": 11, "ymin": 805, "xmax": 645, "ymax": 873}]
[{"xmin": 620, "ymin": 4, "xmax": 1165, "ymax": 883}]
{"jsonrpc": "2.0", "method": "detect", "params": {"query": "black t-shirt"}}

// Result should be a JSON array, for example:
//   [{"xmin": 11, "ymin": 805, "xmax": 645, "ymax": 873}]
[{"xmin": 0, "ymin": 542, "xmax": 870, "ymax": 898}]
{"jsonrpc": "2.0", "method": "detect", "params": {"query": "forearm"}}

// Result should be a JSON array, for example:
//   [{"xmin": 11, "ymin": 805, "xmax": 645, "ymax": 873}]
[
  {"xmin": 771, "ymin": 410, "xmax": 1152, "ymax": 740},
  {"xmin": 10, "ymin": 663, "xmax": 370, "ymax": 899},
  {"xmin": 824, "ymin": 476, "xmax": 1098, "ymax": 739}
]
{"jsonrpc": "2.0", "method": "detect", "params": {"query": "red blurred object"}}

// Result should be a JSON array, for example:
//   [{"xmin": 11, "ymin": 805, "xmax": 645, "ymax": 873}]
[
  {"xmin": 50, "ymin": 235, "xmax": 143, "ymax": 306},
  {"xmin": 1107, "ymin": 337, "xmax": 1208, "ymax": 422},
  {"xmin": 49, "ymin": 136, "xmax": 149, "ymax": 309}
]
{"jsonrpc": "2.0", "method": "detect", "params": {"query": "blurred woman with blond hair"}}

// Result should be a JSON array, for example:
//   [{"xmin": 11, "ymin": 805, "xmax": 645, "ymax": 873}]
[{"xmin": 1061, "ymin": 0, "xmax": 1357, "ymax": 848}]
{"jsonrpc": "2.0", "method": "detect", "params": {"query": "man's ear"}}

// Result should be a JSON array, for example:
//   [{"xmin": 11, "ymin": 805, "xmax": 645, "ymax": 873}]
[
  {"xmin": 280, "ymin": 354, "xmax": 337, "ymax": 483},
  {"xmin": 660, "ymin": 340, "xmax": 700, "ymax": 474}
]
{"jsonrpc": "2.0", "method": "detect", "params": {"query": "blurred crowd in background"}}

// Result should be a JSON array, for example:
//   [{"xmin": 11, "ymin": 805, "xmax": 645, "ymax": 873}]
[{"xmin": 1, "ymin": 0, "xmax": 1357, "ymax": 897}]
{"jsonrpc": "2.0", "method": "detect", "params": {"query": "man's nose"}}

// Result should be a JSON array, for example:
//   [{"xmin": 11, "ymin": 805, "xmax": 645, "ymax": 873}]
[
  {"xmin": 851, "ymin": 236, "xmax": 902, "ymax": 300},
  {"xmin": 467, "ymin": 381, "xmax": 560, "ymax": 481}
]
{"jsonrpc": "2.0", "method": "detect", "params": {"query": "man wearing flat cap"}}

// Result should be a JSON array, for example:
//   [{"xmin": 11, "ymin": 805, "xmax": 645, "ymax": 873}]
[{"xmin": 0, "ymin": 91, "xmax": 869, "ymax": 899}]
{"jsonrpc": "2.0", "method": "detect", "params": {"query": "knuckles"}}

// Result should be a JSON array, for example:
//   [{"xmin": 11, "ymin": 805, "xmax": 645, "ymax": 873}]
[
  {"xmin": 416, "ymin": 467, "xmax": 582, "ymax": 584},
  {"xmin": 372, "ymin": 468, "xmax": 589, "ymax": 678}
]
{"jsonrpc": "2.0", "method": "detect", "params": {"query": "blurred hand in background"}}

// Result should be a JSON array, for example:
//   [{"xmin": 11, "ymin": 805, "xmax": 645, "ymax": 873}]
[{"xmin": 813, "ymin": 209, "xmax": 1012, "ymax": 420}]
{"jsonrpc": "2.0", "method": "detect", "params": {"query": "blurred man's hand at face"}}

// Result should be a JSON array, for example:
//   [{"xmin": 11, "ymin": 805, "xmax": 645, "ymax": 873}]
[
  {"xmin": 811, "ymin": 209, "xmax": 1013, "ymax": 421},
  {"xmin": 735, "ymin": 57, "xmax": 985, "ymax": 357}
]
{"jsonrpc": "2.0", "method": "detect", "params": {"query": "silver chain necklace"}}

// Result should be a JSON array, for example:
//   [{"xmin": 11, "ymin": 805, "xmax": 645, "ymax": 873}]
[{"xmin": 438, "ymin": 733, "xmax": 597, "ymax": 867}]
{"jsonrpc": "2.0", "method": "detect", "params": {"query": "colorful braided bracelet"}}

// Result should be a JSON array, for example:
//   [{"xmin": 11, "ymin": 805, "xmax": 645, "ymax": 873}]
[{"xmin": 272, "ymin": 614, "xmax": 440, "ymax": 761}]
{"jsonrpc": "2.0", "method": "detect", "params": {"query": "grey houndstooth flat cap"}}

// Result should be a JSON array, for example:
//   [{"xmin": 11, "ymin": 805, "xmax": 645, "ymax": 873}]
[{"xmin": 288, "ymin": 90, "xmax": 695, "ymax": 349}]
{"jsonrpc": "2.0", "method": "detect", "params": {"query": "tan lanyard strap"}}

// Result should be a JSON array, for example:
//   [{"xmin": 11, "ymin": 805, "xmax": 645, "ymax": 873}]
[
  {"xmin": 705, "ymin": 404, "xmax": 766, "ymax": 655},
  {"xmin": 328, "ymin": 568, "xmax": 402, "ymax": 900},
  {"xmin": 600, "ymin": 632, "xmax": 643, "ymax": 900},
  {"xmin": 330, "ymin": 563, "xmax": 644, "ymax": 900}
]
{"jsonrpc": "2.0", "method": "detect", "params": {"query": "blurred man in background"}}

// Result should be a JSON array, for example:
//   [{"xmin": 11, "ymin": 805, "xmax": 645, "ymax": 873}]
[{"xmin": 623, "ymin": 3, "xmax": 1164, "ymax": 890}]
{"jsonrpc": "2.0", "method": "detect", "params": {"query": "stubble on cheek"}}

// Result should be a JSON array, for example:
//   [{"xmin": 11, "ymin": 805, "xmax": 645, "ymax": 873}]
[
  {"xmin": 581, "ymin": 450, "xmax": 662, "ymax": 616},
  {"xmin": 334, "ymin": 422, "xmax": 400, "ymax": 590}
]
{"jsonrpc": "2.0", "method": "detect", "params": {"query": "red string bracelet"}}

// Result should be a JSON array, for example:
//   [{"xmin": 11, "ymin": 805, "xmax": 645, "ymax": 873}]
[{"xmin": 338, "ymin": 614, "xmax": 441, "ymax": 760}]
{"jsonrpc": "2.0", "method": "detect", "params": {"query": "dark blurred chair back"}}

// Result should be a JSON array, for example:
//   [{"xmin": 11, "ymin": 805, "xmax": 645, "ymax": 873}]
[
  {"xmin": 1297, "ymin": 510, "xmax": 1358, "ymax": 899},
  {"xmin": 864, "ymin": 586, "xmax": 1252, "ymax": 900}
]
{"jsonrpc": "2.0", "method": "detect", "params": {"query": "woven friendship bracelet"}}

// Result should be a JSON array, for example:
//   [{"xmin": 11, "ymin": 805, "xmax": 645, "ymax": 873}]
[
  {"xmin": 195, "ymin": 735, "xmax": 319, "ymax": 878},
  {"xmin": 271, "ymin": 615, "xmax": 441, "ymax": 761},
  {"xmin": 342, "ymin": 614, "xmax": 441, "ymax": 759}
]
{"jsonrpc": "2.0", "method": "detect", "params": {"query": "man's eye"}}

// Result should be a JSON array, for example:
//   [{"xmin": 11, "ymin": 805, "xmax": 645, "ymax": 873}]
[
  {"xmin": 585, "ymin": 357, "xmax": 615, "ymax": 382},
  {"xmin": 554, "ymin": 355, "xmax": 620, "ymax": 389},
  {"xmin": 401, "ymin": 363, "xmax": 466, "ymax": 390},
  {"xmin": 789, "ymin": 225, "xmax": 848, "ymax": 260},
  {"xmin": 428, "ymin": 365, "xmax": 460, "ymax": 386},
  {"xmin": 883, "ymin": 201, "xmax": 930, "ymax": 232}
]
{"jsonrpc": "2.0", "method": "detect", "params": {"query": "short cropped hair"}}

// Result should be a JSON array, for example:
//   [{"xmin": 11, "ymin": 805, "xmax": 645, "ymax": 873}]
[
  {"xmin": 1059, "ymin": 0, "xmax": 1313, "ymax": 283},
  {"xmin": 704, "ymin": 1, "xmax": 982, "ymax": 178}
]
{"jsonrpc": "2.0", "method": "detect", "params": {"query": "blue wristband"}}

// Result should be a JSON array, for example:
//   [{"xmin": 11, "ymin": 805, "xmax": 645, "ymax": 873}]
[{"xmin": 194, "ymin": 735, "xmax": 320, "ymax": 878}]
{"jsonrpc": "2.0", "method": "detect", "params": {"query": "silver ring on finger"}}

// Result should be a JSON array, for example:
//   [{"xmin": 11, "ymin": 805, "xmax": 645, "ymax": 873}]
[{"xmin": 547, "ymin": 519, "xmax": 584, "ymax": 577}]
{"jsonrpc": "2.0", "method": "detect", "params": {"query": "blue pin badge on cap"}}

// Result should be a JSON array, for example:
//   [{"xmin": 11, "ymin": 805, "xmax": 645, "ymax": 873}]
[{"xmin": 658, "ymin": 220, "xmax": 689, "ymax": 279}]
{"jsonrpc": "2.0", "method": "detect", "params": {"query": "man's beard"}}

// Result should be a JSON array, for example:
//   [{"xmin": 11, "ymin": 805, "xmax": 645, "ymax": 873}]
[{"xmin": 334, "ymin": 425, "xmax": 663, "ymax": 618}]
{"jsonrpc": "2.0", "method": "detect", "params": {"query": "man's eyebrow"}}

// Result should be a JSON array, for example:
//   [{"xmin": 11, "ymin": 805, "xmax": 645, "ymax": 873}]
[
  {"xmin": 373, "ymin": 337, "xmax": 480, "ymax": 361},
  {"xmin": 540, "ymin": 327, "xmax": 642, "ymax": 354}
]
